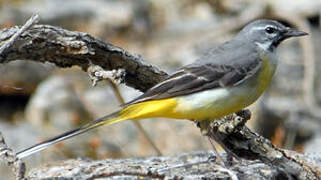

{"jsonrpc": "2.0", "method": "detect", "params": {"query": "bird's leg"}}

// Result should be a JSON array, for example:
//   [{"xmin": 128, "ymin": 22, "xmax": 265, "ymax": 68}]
[
  {"xmin": 208, "ymin": 109, "xmax": 252, "ymax": 164},
  {"xmin": 196, "ymin": 120, "xmax": 226, "ymax": 166},
  {"xmin": 196, "ymin": 109, "xmax": 252, "ymax": 166},
  {"xmin": 206, "ymin": 136, "xmax": 225, "ymax": 166},
  {"xmin": 206, "ymin": 126, "xmax": 240, "ymax": 165}
]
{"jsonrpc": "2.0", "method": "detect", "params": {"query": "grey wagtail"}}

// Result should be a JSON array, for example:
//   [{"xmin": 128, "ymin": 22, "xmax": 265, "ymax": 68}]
[{"xmin": 17, "ymin": 19, "xmax": 307, "ymax": 159}]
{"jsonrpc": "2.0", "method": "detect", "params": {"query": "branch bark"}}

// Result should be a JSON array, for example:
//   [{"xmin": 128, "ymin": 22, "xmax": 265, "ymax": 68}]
[
  {"xmin": 0, "ymin": 25, "xmax": 167, "ymax": 92},
  {"xmin": 0, "ymin": 24, "xmax": 320, "ymax": 179},
  {"xmin": 203, "ymin": 110, "xmax": 321, "ymax": 180}
]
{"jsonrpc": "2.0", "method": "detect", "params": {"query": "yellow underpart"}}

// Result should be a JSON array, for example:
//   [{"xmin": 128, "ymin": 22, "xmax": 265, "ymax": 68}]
[
  {"xmin": 257, "ymin": 55, "xmax": 276, "ymax": 95},
  {"xmin": 118, "ymin": 98, "xmax": 184, "ymax": 120},
  {"xmin": 173, "ymin": 90, "xmax": 249, "ymax": 121}
]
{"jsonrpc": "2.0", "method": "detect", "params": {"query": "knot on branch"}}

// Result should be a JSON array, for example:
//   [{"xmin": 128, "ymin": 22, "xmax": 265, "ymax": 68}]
[
  {"xmin": 87, "ymin": 64, "xmax": 126, "ymax": 86},
  {"xmin": 211, "ymin": 109, "xmax": 251, "ymax": 135}
]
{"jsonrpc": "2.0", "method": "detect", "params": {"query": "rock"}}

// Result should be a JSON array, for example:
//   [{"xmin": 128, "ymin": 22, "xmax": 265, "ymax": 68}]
[{"xmin": 27, "ymin": 150, "xmax": 321, "ymax": 179}]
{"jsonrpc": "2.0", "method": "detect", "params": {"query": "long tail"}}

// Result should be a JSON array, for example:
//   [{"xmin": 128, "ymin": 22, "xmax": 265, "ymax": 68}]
[
  {"xmin": 16, "ymin": 98, "xmax": 178, "ymax": 159},
  {"xmin": 16, "ymin": 111, "xmax": 124, "ymax": 159}
]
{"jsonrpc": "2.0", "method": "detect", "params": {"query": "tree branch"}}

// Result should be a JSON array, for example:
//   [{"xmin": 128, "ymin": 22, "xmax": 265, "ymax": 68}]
[
  {"xmin": 0, "ymin": 24, "xmax": 167, "ymax": 92},
  {"xmin": 203, "ymin": 110, "xmax": 321, "ymax": 179}
]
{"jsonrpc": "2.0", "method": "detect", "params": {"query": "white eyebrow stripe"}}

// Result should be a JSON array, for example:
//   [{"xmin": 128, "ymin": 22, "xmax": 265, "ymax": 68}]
[
  {"xmin": 251, "ymin": 26, "xmax": 266, "ymax": 31},
  {"xmin": 249, "ymin": 26, "xmax": 265, "ymax": 34},
  {"xmin": 250, "ymin": 25, "xmax": 278, "ymax": 33}
]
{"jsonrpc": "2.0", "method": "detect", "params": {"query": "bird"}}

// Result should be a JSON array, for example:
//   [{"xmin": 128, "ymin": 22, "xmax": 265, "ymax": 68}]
[{"xmin": 17, "ymin": 19, "xmax": 308, "ymax": 159}]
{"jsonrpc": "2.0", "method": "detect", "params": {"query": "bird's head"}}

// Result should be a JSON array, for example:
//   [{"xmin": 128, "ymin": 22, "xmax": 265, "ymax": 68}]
[{"xmin": 238, "ymin": 19, "xmax": 308, "ymax": 51}]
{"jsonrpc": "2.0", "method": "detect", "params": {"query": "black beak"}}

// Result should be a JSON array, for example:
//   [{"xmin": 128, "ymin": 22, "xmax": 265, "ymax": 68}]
[
  {"xmin": 273, "ymin": 28, "xmax": 308, "ymax": 47},
  {"xmin": 283, "ymin": 28, "xmax": 308, "ymax": 38}
]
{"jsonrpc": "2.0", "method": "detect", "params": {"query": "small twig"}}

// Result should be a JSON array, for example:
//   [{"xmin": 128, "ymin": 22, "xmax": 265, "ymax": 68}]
[
  {"xmin": 87, "ymin": 64, "xmax": 162, "ymax": 156},
  {"xmin": 0, "ymin": 132, "xmax": 26, "ymax": 179},
  {"xmin": 0, "ymin": 14, "xmax": 40, "ymax": 61}
]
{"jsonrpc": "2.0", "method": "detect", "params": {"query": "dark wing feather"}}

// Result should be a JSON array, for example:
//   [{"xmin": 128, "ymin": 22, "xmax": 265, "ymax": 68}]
[
  {"xmin": 124, "ymin": 61, "xmax": 261, "ymax": 106},
  {"xmin": 123, "ymin": 40, "xmax": 262, "ymax": 106}
]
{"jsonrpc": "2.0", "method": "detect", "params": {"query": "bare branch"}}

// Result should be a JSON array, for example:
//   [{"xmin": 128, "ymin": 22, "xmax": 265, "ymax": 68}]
[
  {"xmin": 0, "ymin": 25, "xmax": 168, "ymax": 92},
  {"xmin": 204, "ymin": 110, "xmax": 321, "ymax": 180}
]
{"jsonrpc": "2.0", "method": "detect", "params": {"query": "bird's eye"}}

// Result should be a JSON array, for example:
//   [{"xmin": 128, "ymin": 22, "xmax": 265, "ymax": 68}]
[{"xmin": 265, "ymin": 27, "xmax": 276, "ymax": 34}]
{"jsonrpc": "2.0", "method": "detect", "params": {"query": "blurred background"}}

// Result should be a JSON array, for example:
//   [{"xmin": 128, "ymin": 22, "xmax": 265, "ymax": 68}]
[{"xmin": 0, "ymin": 0, "xmax": 320, "ymax": 178}]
